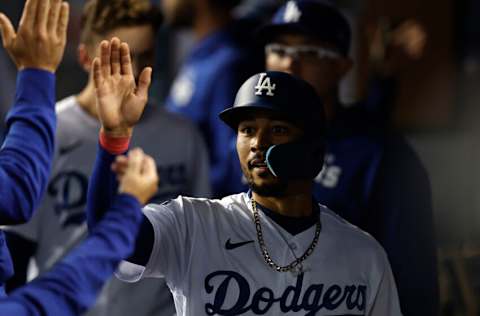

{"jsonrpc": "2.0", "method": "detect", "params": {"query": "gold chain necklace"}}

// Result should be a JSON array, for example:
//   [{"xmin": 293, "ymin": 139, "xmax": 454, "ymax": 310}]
[{"xmin": 251, "ymin": 199, "xmax": 321, "ymax": 273}]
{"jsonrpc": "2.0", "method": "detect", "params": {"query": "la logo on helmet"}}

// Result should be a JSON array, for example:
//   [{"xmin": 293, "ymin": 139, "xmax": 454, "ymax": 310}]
[
  {"xmin": 255, "ymin": 73, "xmax": 276, "ymax": 96},
  {"xmin": 284, "ymin": 1, "xmax": 302, "ymax": 23}
]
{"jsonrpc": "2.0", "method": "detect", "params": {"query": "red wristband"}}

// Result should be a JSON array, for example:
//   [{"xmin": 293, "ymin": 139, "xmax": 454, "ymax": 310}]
[{"xmin": 99, "ymin": 131, "xmax": 130, "ymax": 154}]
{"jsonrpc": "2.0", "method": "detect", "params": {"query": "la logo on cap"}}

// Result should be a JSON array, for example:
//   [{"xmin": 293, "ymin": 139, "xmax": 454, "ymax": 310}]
[
  {"xmin": 255, "ymin": 73, "xmax": 276, "ymax": 96},
  {"xmin": 284, "ymin": 1, "xmax": 302, "ymax": 23}
]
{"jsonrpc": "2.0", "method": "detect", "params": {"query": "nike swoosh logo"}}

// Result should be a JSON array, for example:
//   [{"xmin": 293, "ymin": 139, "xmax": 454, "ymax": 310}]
[{"xmin": 225, "ymin": 238, "xmax": 254, "ymax": 250}]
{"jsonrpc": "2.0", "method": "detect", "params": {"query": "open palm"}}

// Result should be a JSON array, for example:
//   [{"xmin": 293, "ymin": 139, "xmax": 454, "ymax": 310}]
[{"xmin": 93, "ymin": 38, "xmax": 152, "ymax": 137}]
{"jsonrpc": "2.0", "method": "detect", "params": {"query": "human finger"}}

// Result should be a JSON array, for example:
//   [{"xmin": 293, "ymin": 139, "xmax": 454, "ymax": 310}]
[
  {"xmin": 46, "ymin": 0, "xmax": 61, "ymax": 34},
  {"xmin": 112, "ymin": 155, "xmax": 129, "ymax": 170},
  {"xmin": 92, "ymin": 57, "xmax": 103, "ymax": 94},
  {"xmin": 100, "ymin": 40, "xmax": 111, "ymax": 79},
  {"xmin": 126, "ymin": 148, "xmax": 144, "ymax": 174},
  {"xmin": 56, "ymin": 2, "xmax": 69, "ymax": 42},
  {"xmin": 0, "ymin": 13, "xmax": 15, "ymax": 49},
  {"xmin": 115, "ymin": 155, "xmax": 129, "ymax": 165},
  {"xmin": 110, "ymin": 37, "xmax": 121, "ymax": 75},
  {"xmin": 112, "ymin": 163, "xmax": 128, "ymax": 175},
  {"xmin": 18, "ymin": 0, "xmax": 38, "ymax": 31},
  {"xmin": 135, "ymin": 67, "xmax": 152, "ymax": 100},
  {"xmin": 142, "ymin": 156, "xmax": 159, "ymax": 186},
  {"xmin": 120, "ymin": 42, "xmax": 132, "ymax": 76},
  {"xmin": 35, "ymin": 0, "xmax": 50, "ymax": 37},
  {"xmin": 111, "ymin": 155, "xmax": 129, "ymax": 175}
]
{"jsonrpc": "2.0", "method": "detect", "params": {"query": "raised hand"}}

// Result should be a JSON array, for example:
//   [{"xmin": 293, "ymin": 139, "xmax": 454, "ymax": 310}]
[
  {"xmin": 93, "ymin": 37, "xmax": 152, "ymax": 137},
  {"xmin": 391, "ymin": 20, "xmax": 427, "ymax": 60},
  {"xmin": 115, "ymin": 148, "xmax": 159, "ymax": 205},
  {"xmin": 0, "ymin": 0, "xmax": 69, "ymax": 73}
]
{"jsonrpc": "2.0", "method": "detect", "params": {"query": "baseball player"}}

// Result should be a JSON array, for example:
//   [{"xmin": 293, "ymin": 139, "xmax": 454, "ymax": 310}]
[
  {"xmin": 0, "ymin": 0, "xmax": 68, "ymax": 295},
  {"xmin": 1, "ymin": 149, "xmax": 159, "ymax": 316},
  {"xmin": 163, "ymin": 0, "xmax": 262, "ymax": 197},
  {"xmin": 5, "ymin": 1, "xmax": 209, "ymax": 314},
  {"xmin": 258, "ymin": 1, "xmax": 438, "ymax": 314},
  {"xmin": 86, "ymin": 36, "xmax": 402, "ymax": 315}
]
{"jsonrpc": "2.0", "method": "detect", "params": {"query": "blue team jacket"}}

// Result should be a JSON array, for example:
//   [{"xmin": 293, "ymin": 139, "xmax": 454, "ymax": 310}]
[
  {"xmin": 314, "ymin": 106, "xmax": 439, "ymax": 316},
  {"xmin": 0, "ymin": 69, "xmax": 56, "ymax": 294}
]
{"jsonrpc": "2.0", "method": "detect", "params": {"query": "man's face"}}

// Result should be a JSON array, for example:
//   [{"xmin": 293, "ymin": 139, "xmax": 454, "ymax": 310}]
[
  {"xmin": 236, "ymin": 111, "xmax": 303, "ymax": 197},
  {"xmin": 160, "ymin": 0, "xmax": 195, "ymax": 28},
  {"xmin": 105, "ymin": 25, "xmax": 156, "ymax": 79},
  {"xmin": 265, "ymin": 33, "xmax": 349, "ymax": 100}
]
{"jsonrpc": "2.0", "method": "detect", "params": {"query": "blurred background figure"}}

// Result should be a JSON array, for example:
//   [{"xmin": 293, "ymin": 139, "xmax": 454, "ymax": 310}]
[
  {"xmin": 161, "ymin": 0, "xmax": 263, "ymax": 197},
  {"xmin": 5, "ymin": 1, "xmax": 210, "ymax": 315}
]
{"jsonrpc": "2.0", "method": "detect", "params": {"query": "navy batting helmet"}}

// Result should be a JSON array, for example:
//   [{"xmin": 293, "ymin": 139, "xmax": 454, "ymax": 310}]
[
  {"xmin": 219, "ymin": 71, "xmax": 326, "ymax": 180},
  {"xmin": 219, "ymin": 71, "xmax": 325, "ymax": 134}
]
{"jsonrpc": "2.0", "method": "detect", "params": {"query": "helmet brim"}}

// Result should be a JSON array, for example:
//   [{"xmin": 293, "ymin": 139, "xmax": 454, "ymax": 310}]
[{"xmin": 219, "ymin": 101, "xmax": 306, "ymax": 131}]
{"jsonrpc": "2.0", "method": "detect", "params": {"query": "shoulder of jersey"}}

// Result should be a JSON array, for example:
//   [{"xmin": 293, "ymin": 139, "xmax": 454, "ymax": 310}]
[
  {"xmin": 55, "ymin": 96, "xmax": 92, "ymax": 127},
  {"xmin": 53, "ymin": 96, "xmax": 84, "ymax": 142},
  {"xmin": 147, "ymin": 193, "xmax": 246, "ymax": 212},
  {"xmin": 319, "ymin": 204, "xmax": 382, "ymax": 248},
  {"xmin": 55, "ymin": 95, "xmax": 78, "ymax": 116}
]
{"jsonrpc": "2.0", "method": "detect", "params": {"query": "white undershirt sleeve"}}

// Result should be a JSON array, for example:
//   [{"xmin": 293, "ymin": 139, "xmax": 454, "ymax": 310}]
[{"xmin": 116, "ymin": 197, "xmax": 193, "ymax": 289}]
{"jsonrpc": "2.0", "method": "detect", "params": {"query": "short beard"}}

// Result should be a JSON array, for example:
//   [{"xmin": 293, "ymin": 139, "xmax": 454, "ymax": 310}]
[{"xmin": 247, "ymin": 177, "xmax": 289, "ymax": 197}]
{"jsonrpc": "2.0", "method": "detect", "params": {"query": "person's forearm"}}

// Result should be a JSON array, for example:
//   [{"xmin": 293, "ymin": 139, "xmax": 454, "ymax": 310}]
[
  {"xmin": 1, "ymin": 194, "xmax": 142, "ymax": 316},
  {"xmin": 0, "ymin": 69, "xmax": 56, "ymax": 224},
  {"xmin": 86, "ymin": 144, "xmax": 124, "ymax": 229}
]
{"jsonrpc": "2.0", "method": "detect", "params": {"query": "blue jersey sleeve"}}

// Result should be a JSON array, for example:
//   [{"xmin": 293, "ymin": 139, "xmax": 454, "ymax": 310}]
[
  {"xmin": 0, "ymin": 194, "xmax": 142, "ymax": 316},
  {"xmin": 367, "ymin": 136, "xmax": 439, "ymax": 316},
  {"xmin": 0, "ymin": 69, "xmax": 56, "ymax": 224},
  {"xmin": 86, "ymin": 145, "xmax": 154, "ymax": 266},
  {"xmin": 85, "ymin": 144, "xmax": 121, "ymax": 228}
]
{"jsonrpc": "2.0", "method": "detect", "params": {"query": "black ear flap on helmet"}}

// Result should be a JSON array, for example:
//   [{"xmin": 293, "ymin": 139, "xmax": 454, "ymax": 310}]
[{"xmin": 265, "ymin": 141, "xmax": 325, "ymax": 180}]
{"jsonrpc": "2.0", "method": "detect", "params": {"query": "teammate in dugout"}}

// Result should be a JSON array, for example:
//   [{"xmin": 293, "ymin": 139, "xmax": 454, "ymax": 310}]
[
  {"xmin": 0, "ymin": 0, "xmax": 68, "ymax": 296},
  {"xmin": 258, "ymin": 1, "xmax": 439, "ymax": 315},
  {"xmin": 86, "ymin": 35, "xmax": 403, "ymax": 315}
]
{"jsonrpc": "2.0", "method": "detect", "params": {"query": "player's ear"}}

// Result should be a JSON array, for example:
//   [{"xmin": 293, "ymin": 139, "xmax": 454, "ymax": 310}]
[{"xmin": 77, "ymin": 43, "xmax": 93, "ymax": 73}]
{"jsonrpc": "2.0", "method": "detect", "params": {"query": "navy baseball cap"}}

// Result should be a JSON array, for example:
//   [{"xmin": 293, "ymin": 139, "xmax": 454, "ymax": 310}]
[
  {"xmin": 219, "ymin": 71, "xmax": 326, "ymax": 133},
  {"xmin": 257, "ymin": 0, "xmax": 351, "ymax": 56}
]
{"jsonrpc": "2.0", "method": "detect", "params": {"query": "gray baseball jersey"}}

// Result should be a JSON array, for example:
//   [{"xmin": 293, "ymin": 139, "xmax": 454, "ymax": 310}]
[
  {"xmin": 117, "ymin": 192, "xmax": 403, "ymax": 316},
  {"xmin": 8, "ymin": 95, "xmax": 211, "ymax": 316}
]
